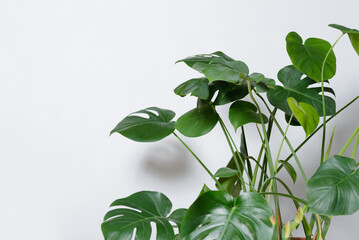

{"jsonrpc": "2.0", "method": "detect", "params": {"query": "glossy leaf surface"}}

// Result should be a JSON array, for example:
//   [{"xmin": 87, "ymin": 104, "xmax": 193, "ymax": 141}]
[
  {"xmin": 211, "ymin": 81, "xmax": 248, "ymax": 105},
  {"xmin": 102, "ymin": 191, "xmax": 185, "ymax": 240},
  {"xmin": 111, "ymin": 107, "xmax": 175, "ymax": 142},
  {"xmin": 229, "ymin": 100, "xmax": 268, "ymax": 131},
  {"xmin": 267, "ymin": 65, "xmax": 335, "ymax": 116},
  {"xmin": 180, "ymin": 191, "xmax": 274, "ymax": 240},
  {"xmin": 175, "ymin": 104, "xmax": 219, "ymax": 137},
  {"xmin": 286, "ymin": 32, "xmax": 336, "ymax": 81},
  {"xmin": 174, "ymin": 78, "xmax": 210, "ymax": 100},
  {"xmin": 307, "ymin": 155, "xmax": 359, "ymax": 215},
  {"xmin": 287, "ymin": 97, "xmax": 319, "ymax": 137},
  {"xmin": 329, "ymin": 24, "xmax": 359, "ymax": 56}
]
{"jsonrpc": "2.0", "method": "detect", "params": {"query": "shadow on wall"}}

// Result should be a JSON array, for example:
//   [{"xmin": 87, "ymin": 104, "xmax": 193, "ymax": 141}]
[{"xmin": 139, "ymin": 140, "xmax": 192, "ymax": 179}]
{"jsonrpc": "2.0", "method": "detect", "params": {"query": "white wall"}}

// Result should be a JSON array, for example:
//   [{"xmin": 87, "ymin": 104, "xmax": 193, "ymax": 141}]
[{"xmin": 1, "ymin": 0, "xmax": 358, "ymax": 239}]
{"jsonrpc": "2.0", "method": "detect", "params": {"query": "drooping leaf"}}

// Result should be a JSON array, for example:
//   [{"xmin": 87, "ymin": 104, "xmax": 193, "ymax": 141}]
[
  {"xmin": 102, "ymin": 191, "xmax": 186, "ymax": 240},
  {"xmin": 180, "ymin": 191, "xmax": 274, "ymax": 240},
  {"xmin": 211, "ymin": 81, "xmax": 249, "ymax": 105},
  {"xmin": 214, "ymin": 167, "xmax": 240, "ymax": 178},
  {"xmin": 177, "ymin": 52, "xmax": 249, "ymax": 83},
  {"xmin": 278, "ymin": 160, "xmax": 297, "ymax": 184},
  {"xmin": 175, "ymin": 103, "xmax": 219, "ymax": 137},
  {"xmin": 307, "ymin": 155, "xmax": 359, "ymax": 215},
  {"xmin": 287, "ymin": 97, "xmax": 319, "ymax": 137},
  {"xmin": 229, "ymin": 100, "xmax": 268, "ymax": 131},
  {"xmin": 111, "ymin": 107, "xmax": 175, "ymax": 142},
  {"xmin": 174, "ymin": 78, "xmax": 210, "ymax": 100},
  {"xmin": 329, "ymin": 24, "xmax": 359, "ymax": 56},
  {"xmin": 267, "ymin": 65, "xmax": 336, "ymax": 116},
  {"xmin": 286, "ymin": 32, "xmax": 336, "ymax": 82}
]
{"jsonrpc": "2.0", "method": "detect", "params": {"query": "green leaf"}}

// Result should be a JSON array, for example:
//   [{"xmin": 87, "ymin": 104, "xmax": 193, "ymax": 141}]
[
  {"xmin": 229, "ymin": 100, "xmax": 268, "ymax": 131},
  {"xmin": 329, "ymin": 24, "xmax": 359, "ymax": 56},
  {"xmin": 102, "ymin": 191, "xmax": 185, "ymax": 240},
  {"xmin": 177, "ymin": 52, "xmax": 249, "ymax": 83},
  {"xmin": 307, "ymin": 155, "xmax": 359, "ymax": 215},
  {"xmin": 175, "ymin": 104, "xmax": 219, "ymax": 137},
  {"xmin": 267, "ymin": 65, "xmax": 336, "ymax": 116},
  {"xmin": 180, "ymin": 191, "xmax": 274, "ymax": 240},
  {"xmin": 286, "ymin": 32, "xmax": 336, "ymax": 82},
  {"xmin": 111, "ymin": 107, "xmax": 175, "ymax": 142},
  {"xmin": 211, "ymin": 81, "xmax": 249, "ymax": 105},
  {"xmin": 199, "ymin": 184, "xmax": 211, "ymax": 196},
  {"xmin": 248, "ymin": 73, "xmax": 276, "ymax": 93},
  {"xmin": 278, "ymin": 160, "xmax": 297, "ymax": 184},
  {"xmin": 287, "ymin": 97, "xmax": 319, "ymax": 137},
  {"xmin": 174, "ymin": 78, "xmax": 210, "ymax": 100},
  {"xmin": 214, "ymin": 167, "xmax": 240, "ymax": 178}
]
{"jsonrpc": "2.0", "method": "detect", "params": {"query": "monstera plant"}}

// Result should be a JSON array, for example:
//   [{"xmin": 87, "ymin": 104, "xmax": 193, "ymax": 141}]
[{"xmin": 102, "ymin": 24, "xmax": 359, "ymax": 240}]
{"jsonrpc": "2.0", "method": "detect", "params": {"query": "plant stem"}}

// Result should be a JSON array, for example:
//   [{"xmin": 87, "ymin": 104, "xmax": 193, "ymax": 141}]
[
  {"xmin": 173, "ymin": 132, "xmax": 226, "ymax": 191},
  {"xmin": 351, "ymin": 132, "xmax": 359, "ymax": 159},
  {"xmin": 339, "ymin": 125, "xmax": 359, "ymax": 156},
  {"xmin": 320, "ymin": 33, "xmax": 345, "ymax": 164},
  {"xmin": 259, "ymin": 192, "xmax": 307, "ymax": 204}
]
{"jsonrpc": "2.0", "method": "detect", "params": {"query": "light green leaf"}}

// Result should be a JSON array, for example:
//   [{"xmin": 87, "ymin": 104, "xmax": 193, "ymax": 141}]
[
  {"xmin": 229, "ymin": 100, "xmax": 268, "ymax": 131},
  {"xmin": 329, "ymin": 24, "xmax": 359, "ymax": 56},
  {"xmin": 307, "ymin": 155, "xmax": 359, "ymax": 215},
  {"xmin": 180, "ymin": 191, "xmax": 274, "ymax": 240},
  {"xmin": 174, "ymin": 78, "xmax": 210, "ymax": 100},
  {"xmin": 214, "ymin": 167, "xmax": 240, "ymax": 178},
  {"xmin": 287, "ymin": 97, "xmax": 319, "ymax": 137},
  {"xmin": 267, "ymin": 65, "xmax": 336, "ymax": 116},
  {"xmin": 175, "ymin": 104, "xmax": 219, "ymax": 137},
  {"xmin": 111, "ymin": 107, "xmax": 175, "ymax": 142},
  {"xmin": 102, "ymin": 191, "xmax": 185, "ymax": 240},
  {"xmin": 286, "ymin": 32, "xmax": 336, "ymax": 82}
]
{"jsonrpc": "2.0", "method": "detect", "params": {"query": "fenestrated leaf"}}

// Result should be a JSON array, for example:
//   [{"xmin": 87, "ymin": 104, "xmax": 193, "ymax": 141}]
[
  {"xmin": 229, "ymin": 100, "xmax": 268, "ymax": 131},
  {"xmin": 174, "ymin": 78, "xmax": 210, "ymax": 100},
  {"xmin": 102, "ymin": 191, "xmax": 185, "ymax": 240},
  {"xmin": 278, "ymin": 160, "xmax": 297, "ymax": 184},
  {"xmin": 329, "ymin": 24, "xmax": 359, "ymax": 56},
  {"xmin": 214, "ymin": 167, "xmax": 240, "ymax": 178},
  {"xmin": 286, "ymin": 32, "xmax": 336, "ymax": 82},
  {"xmin": 175, "ymin": 103, "xmax": 219, "ymax": 137},
  {"xmin": 307, "ymin": 155, "xmax": 359, "ymax": 215},
  {"xmin": 111, "ymin": 107, "xmax": 175, "ymax": 142},
  {"xmin": 180, "ymin": 191, "xmax": 274, "ymax": 240},
  {"xmin": 287, "ymin": 97, "xmax": 319, "ymax": 137},
  {"xmin": 267, "ymin": 65, "xmax": 336, "ymax": 116},
  {"xmin": 211, "ymin": 81, "xmax": 249, "ymax": 105}
]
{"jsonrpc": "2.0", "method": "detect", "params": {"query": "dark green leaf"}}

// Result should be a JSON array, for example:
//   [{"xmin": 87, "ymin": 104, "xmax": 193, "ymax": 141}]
[
  {"xmin": 199, "ymin": 184, "xmax": 211, "ymax": 196},
  {"xmin": 214, "ymin": 167, "xmax": 240, "ymax": 178},
  {"xmin": 286, "ymin": 32, "xmax": 336, "ymax": 81},
  {"xmin": 329, "ymin": 24, "xmax": 359, "ymax": 56},
  {"xmin": 329, "ymin": 23, "xmax": 359, "ymax": 34},
  {"xmin": 287, "ymin": 97, "xmax": 319, "ymax": 137},
  {"xmin": 111, "ymin": 107, "xmax": 175, "ymax": 142},
  {"xmin": 168, "ymin": 208, "xmax": 187, "ymax": 230},
  {"xmin": 248, "ymin": 73, "xmax": 276, "ymax": 93},
  {"xmin": 180, "ymin": 191, "xmax": 274, "ymax": 240},
  {"xmin": 285, "ymin": 114, "xmax": 301, "ymax": 126},
  {"xmin": 278, "ymin": 160, "xmax": 297, "ymax": 184},
  {"xmin": 212, "ymin": 81, "xmax": 249, "ymax": 105},
  {"xmin": 307, "ymin": 155, "xmax": 359, "ymax": 215},
  {"xmin": 229, "ymin": 100, "xmax": 268, "ymax": 131},
  {"xmin": 102, "ymin": 191, "xmax": 184, "ymax": 240},
  {"xmin": 175, "ymin": 104, "xmax": 219, "ymax": 137},
  {"xmin": 267, "ymin": 65, "xmax": 336, "ymax": 116},
  {"xmin": 174, "ymin": 78, "xmax": 210, "ymax": 100}
]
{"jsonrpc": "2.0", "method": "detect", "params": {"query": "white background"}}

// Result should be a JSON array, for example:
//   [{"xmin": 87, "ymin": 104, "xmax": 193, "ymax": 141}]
[{"xmin": 1, "ymin": 0, "xmax": 359, "ymax": 239}]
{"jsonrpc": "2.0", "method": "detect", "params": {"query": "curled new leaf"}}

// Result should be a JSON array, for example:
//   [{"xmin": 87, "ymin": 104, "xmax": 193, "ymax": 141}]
[
  {"xmin": 286, "ymin": 32, "xmax": 336, "ymax": 82},
  {"xmin": 111, "ymin": 107, "xmax": 175, "ymax": 142},
  {"xmin": 101, "ymin": 191, "xmax": 186, "ymax": 240}
]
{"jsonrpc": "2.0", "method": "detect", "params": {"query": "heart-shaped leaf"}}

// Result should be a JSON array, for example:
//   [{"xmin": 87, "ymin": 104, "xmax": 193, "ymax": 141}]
[
  {"xmin": 287, "ymin": 97, "xmax": 319, "ymax": 137},
  {"xmin": 286, "ymin": 32, "xmax": 336, "ymax": 82},
  {"xmin": 180, "ymin": 191, "xmax": 274, "ymax": 240},
  {"xmin": 102, "ymin": 191, "xmax": 186, "ymax": 240},
  {"xmin": 329, "ymin": 24, "xmax": 359, "ymax": 56},
  {"xmin": 307, "ymin": 155, "xmax": 359, "ymax": 215},
  {"xmin": 229, "ymin": 100, "xmax": 268, "ymax": 131},
  {"xmin": 174, "ymin": 78, "xmax": 210, "ymax": 100},
  {"xmin": 111, "ymin": 107, "xmax": 175, "ymax": 142},
  {"xmin": 267, "ymin": 65, "xmax": 335, "ymax": 116},
  {"xmin": 175, "ymin": 104, "xmax": 219, "ymax": 137}
]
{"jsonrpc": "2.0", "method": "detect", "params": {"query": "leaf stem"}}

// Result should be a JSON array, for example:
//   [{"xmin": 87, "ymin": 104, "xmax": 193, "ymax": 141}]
[
  {"xmin": 173, "ymin": 132, "xmax": 226, "ymax": 191},
  {"xmin": 339, "ymin": 125, "xmax": 359, "ymax": 156}
]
